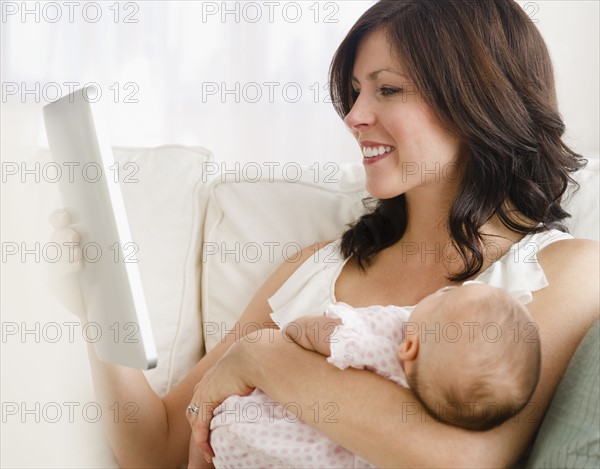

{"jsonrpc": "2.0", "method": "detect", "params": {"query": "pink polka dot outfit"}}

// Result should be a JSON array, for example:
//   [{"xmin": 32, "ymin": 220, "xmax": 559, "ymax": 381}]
[
  {"xmin": 325, "ymin": 302, "xmax": 411, "ymax": 387},
  {"xmin": 209, "ymin": 302, "xmax": 412, "ymax": 468}
]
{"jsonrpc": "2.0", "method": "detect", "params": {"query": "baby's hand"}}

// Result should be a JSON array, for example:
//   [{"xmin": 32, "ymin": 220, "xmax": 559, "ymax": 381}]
[
  {"xmin": 283, "ymin": 315, "xmax": 341, "ymax": 356},
  {"xmin": 45, "ymin": 209, "xmax": 87, "ymax": 321}
]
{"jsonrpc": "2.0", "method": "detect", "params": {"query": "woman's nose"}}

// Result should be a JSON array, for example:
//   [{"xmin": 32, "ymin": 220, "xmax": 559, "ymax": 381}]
[{"xmin": 344, "ymin": 96, "xmax": 376, "ymax": 131}]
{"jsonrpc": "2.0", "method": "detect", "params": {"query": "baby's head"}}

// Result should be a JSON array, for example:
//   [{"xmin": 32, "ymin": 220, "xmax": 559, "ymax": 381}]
[{"xmin": 398, "ymin": 283, "xmax": 541, "ymax": 431}]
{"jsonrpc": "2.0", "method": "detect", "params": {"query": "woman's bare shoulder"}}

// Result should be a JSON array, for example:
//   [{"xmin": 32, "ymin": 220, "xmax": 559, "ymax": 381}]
[
  {"xmin": 536, "ymin": 238, "xmax": 599, "ymax": 317},
  {"xmin": 538, "ymin": 237, "xmax": 599, "ymax": 262},
  {"xmin": 529, "ymin": 238, "xmax": 599, "ymax": 355},
  {"xmin": 274, "ymin": 239, "xmax": 336, "ymax": 279},
  {"xmin": 236, "ymin": 239, "xmax": 336, "ymax": 325}
]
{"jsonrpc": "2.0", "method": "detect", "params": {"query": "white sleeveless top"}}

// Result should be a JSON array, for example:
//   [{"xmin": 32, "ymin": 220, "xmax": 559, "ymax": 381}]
[{"xmin": 268, "ymin": 229, "xmax": 573, "ymax": 328}]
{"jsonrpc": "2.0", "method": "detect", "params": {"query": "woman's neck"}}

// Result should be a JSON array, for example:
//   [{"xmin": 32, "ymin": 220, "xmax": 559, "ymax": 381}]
[
  {"xmin": 401, "ymin": 183, "xmax": 457, "ymax": 246},
  {"xmin": 392, "ymin": 184, "xmax": 524, "ymax": 275}
]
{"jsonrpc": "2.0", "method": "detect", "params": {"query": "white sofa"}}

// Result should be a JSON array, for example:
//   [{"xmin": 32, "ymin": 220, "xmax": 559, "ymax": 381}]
[
  {"xmin": 3, "ymin": 145, "xmax": 597, "ymax": 468},
  {"xmin": 120, "ymin": 145, "xmax": 598, "ymax": 395}
]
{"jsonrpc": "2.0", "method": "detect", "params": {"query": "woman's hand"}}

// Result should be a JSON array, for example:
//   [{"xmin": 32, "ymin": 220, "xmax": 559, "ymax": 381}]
[
  {"xmin": 45, "ymin": 209, "xmax": 87, "ymax": 321},
  {"xmin": 186, "ymin": 334, "xmax": 258, "ymax": 463}
]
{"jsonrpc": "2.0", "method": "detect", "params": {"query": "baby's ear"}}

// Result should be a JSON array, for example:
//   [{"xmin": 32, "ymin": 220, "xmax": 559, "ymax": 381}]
[{"xmin": 398, "ymin": 336, "xmax": 419, "ymax": 362}]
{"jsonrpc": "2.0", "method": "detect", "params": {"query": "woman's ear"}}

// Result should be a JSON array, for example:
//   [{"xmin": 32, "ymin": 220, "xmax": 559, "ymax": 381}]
[{"xmin": 398, "ymin": 335, "xmax": 419, "ymax": 362}]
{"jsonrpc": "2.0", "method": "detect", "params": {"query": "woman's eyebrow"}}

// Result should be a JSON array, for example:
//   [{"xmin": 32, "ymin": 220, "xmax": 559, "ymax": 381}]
[{"xmin": 351, "ymin": 68, "xmax": 409, "ymax": 83}]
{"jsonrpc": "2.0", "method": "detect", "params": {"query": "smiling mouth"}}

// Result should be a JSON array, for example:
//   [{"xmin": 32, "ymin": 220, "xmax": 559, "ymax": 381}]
[{"xmin": 362, "ymin": 145, "xmax": 395, "ymax": 158}]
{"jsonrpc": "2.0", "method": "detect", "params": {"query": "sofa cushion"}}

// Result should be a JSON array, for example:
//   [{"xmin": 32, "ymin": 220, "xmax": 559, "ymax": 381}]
[
  {"xmin": 200, "ymin": 158, "xmax": 599, "ymax": 353},
  {"xmin": 200, "ymin": 163, "xmax": 367, "ymax": 351},
  {"xmin": 526, "ymin": 319, "xmax": 600, "ymax": 468},
  {"xmin": 113, "ymin": 145, "xmax": 213, "ymax": 395}
]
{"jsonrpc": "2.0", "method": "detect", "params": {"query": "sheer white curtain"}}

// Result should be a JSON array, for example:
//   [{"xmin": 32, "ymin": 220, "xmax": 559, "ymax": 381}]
[
  {"xmin": 1, "ymin": 0, "xmax": 598, "ymax": 164},
  {"xmin": 2, "ymin": 0, "xmax": 376, "ymax": 164}
]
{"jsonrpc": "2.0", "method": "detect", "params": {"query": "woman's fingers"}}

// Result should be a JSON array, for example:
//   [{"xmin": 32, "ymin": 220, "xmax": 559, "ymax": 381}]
[
  {"xmin": 46, "ymin": 208, "xmax": 86, "ymax": 319},
  {"xmin": 49, "ymin": 210, "xmax": 83, "ymax": 274},
  {"xmin": 48, "ymin": 209, "xmax": 71, "ymax": 229},
  {"xmin": 51, "ymin": 230, "xmax": 83, "ymax": 274},
  {"xmin": 186, "ymin": 345, "xmax": 256, "ymax": 463},
  {"xmin": 189, "ymin": 400, "xmax": 217, "ymax": 462},
  {"xmin": 187, "ymin": 378, "xmax": 218, "ymax": 461}
]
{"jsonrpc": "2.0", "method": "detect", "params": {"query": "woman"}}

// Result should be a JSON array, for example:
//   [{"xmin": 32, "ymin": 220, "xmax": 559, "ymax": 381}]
[{"xmin": 55, "ymin": 0, "xmax": 599, "ymax": 467}]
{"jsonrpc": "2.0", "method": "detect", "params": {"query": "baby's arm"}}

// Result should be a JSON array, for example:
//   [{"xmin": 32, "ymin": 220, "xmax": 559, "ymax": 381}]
[{"xmin": 283, "ymin": 315, "xmax": 341, "ymax": 357}]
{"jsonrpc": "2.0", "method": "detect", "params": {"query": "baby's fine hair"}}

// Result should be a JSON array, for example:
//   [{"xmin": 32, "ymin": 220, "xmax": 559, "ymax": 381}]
[{"xmin": 409, "ymin": 287, "xmax": 541, "ymax": 431}]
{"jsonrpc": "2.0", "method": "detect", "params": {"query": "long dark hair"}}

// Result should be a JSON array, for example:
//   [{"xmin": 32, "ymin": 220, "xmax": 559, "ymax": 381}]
[{"xmin": 330, "ymin": 0, "xmax": 585, "ymax": 281}]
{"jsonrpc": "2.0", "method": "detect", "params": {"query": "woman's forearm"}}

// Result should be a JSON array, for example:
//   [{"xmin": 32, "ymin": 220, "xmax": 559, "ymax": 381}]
[
  {"xmin": 247, "ymin": 333, "xmax": 511, "ymax": 468},
  {"xmin": 84, "ymin": 333, "xmax": 228, "ymax": 468},
  {"xmin": 84, "ymin": 340, "xmax": 176, "ymax": 468}
]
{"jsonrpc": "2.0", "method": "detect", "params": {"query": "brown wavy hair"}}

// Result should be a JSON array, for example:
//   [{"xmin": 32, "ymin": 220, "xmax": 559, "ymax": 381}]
[{"xmin": 330, "ymin": 0, "xmax": 585, "ymax": 281}]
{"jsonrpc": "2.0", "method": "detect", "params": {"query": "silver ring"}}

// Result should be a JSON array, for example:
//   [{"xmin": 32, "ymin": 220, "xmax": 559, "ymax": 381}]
[{"xmin": 187, "ymin": 404, "xmax": 200, "ymax": 415}]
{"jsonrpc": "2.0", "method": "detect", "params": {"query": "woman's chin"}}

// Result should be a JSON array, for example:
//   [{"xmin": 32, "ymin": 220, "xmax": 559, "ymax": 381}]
[
  {"xmin": 365, "ymin": 185, "xmax": 405, "ymax": 200},
  {"xmin": 365, "ymin": 177, "xmax": 408, "ymax": 200}
]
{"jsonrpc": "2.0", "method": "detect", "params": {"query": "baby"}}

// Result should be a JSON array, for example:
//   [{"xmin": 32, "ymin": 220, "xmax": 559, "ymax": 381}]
[{"xmin": 198, "ymin": 282, "xmax": 541, "ymax": 468}]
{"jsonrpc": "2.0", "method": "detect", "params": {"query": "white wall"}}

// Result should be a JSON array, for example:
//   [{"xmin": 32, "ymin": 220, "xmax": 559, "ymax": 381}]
[
  {"xmin": 534, "ymin": 0, "xmax": 599, "ymax": 158},
  {"xmin": 1, "ymin": 0, "xmax": 598, "ymax": 164}
]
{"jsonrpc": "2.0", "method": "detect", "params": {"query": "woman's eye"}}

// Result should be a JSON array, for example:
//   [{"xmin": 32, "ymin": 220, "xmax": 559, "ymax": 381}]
[{"xmin": 379, "ymin": 87, "xmax": 402, "ymax": 96}]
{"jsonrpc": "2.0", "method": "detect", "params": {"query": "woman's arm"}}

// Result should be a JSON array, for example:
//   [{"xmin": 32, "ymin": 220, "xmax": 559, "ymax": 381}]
[
  {"xmin": 195, "ymin": 327, "xmax": 489, "ymax": 467},
  {"xmin": 86, "ymin": 328, "xmax": 226, "ymax": 468},
  {"xmin": 84, "ymin": 239, "xmax": 334, "ymax": 468},
  {"xmin": 194, "ymin": 238, "xmax": 599, "ymax": 467}
]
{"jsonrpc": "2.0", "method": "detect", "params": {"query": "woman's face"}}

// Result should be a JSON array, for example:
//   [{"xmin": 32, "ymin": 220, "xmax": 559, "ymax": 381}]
[{"xmin": 344, "ymin": 29, "xmax": 462, "ymax": 199}]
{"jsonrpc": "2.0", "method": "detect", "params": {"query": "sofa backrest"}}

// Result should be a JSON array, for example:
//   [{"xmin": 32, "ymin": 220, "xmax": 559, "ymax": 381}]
[
  {"xmin": 114, "ymin": 145, "xmax": 214, "ymax": 395},
  {"xmin": 200, "ymin": 157, "xmax": 600, "ymax": 353},
  {"xmin": 114, "ymin": 146, "xmax": 598, "ymax": 394},
  {"xmin": 200, "ymin": 163, "xmax": 367, "ymax": 351}
]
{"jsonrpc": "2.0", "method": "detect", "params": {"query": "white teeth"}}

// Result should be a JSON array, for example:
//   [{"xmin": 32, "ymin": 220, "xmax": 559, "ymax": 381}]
[{"xmin": 362, "ymin": 145, "xmax": 393, "ymax": 158}]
